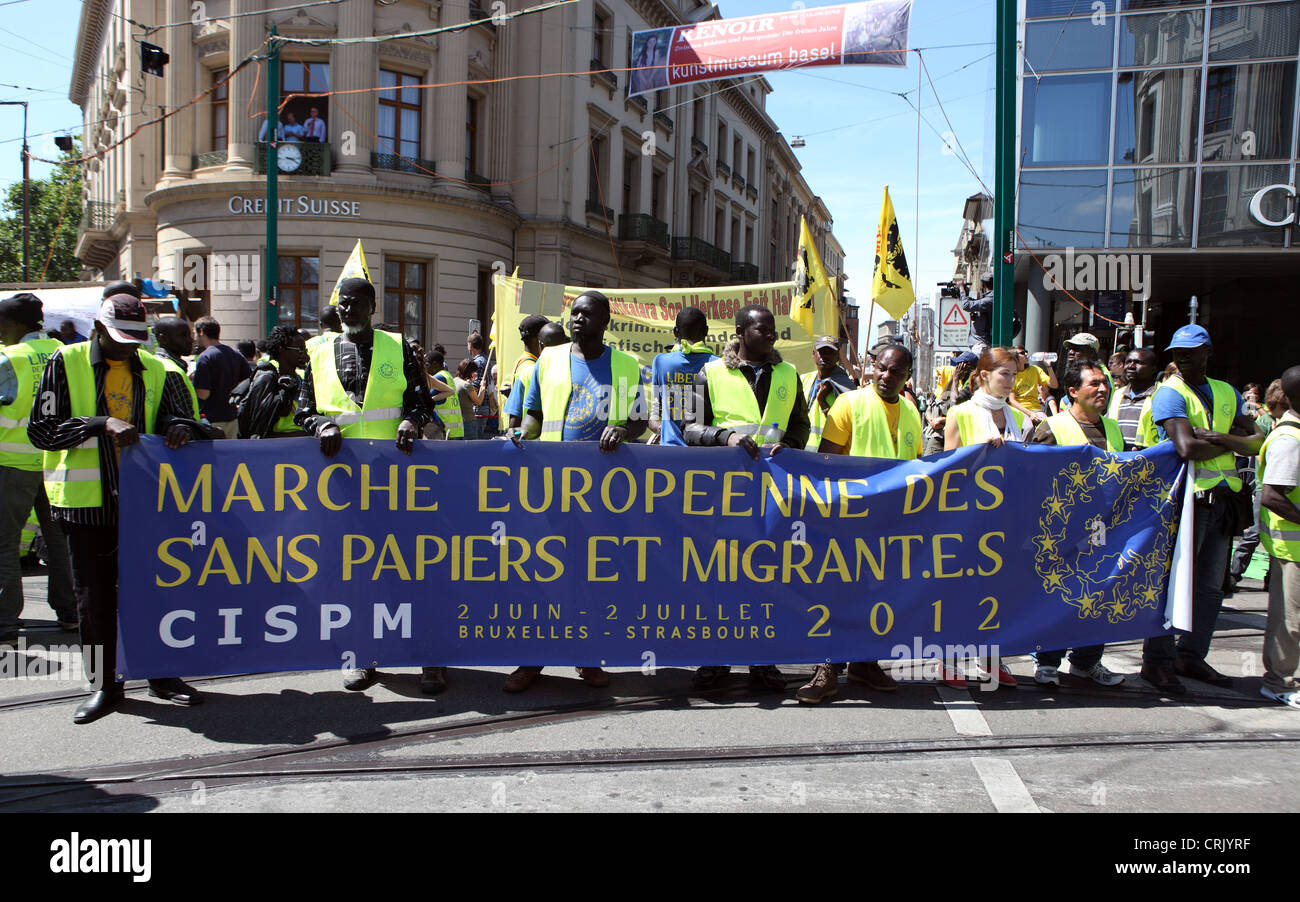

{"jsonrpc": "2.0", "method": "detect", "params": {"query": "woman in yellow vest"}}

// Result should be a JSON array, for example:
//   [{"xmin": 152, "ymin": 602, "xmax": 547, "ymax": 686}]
[{"xmin": 942, "ymin": 348, "xmax": 1025, "ymax": 689}]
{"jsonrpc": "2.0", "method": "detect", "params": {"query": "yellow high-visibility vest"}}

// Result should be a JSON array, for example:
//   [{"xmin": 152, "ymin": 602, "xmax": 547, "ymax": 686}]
[
  {"xmin": 0, "ymin": 337, "xmax": 61, "ymax": 471},
  {"xmin": 308, "ymin": 331, "xmax": 406, "ymax": 439},
  {"xmin": 1260, "ymin": 413, "xmax": 1300, "ymax": 562},
  {"xmin": 1160, "ymin": 376, "xmax": 1242, "ymax": 491},
  {"xmin": 533, "ymin": 343, "xmax": 642, "ymax": 441},
  {"xmin": 432, "ymin": 368, "xmax": 463, "ymax": 439},
  {"xmin": 43, "ymin": 343, "xmax": 165, "ymax": 508},
  {"xmin": 841, "ymin": 385, "xmax": 922, "ymax": 460},
  {"xmin": 948, "ymin": 400, "xmax": 1026, "ymax": 447},
  {"xmin": 704, "ymin": 358, "xmax": 797, "ymax": 445},
  {"xmin": 1045, "ymin": 410, "xmax": 1123, "ymax": 451}
]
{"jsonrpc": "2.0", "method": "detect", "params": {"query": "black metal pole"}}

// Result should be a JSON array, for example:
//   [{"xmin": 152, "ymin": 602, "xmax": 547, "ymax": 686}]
[{"xmin": 2, "ymin": 101, "xmax": 31, "ymax": 281}]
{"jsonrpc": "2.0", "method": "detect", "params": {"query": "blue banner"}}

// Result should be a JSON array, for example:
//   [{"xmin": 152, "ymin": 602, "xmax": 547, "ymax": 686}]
[{"xmin": 115, "ymin": 437, "xmax": 1184, "ymax": 679}]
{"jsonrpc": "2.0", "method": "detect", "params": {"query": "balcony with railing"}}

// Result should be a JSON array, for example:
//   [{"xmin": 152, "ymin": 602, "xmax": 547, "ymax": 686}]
[
  {"xmin": 731, "ymin": 172, "xmax": 745, "ymax": 191},
  {"xmin": 653, "ymin": 110, "xmax": 673, "ymax": 132},
  {"xmin": 673, "ymin": 236, "xmax": 731, "ymax": 274},
  {"xmin": 254, "ymin": 142, "xmax": 332, "ymax": 175},
  {"xmin": 730, "ymin": 262, "xmax": 759, "ymax": 284},
  {"xmin": 745, "ymin": 183, "xmax": 759, "ymax": 202},
  {"xmin": 371, "ymin": 151, "xmax": 436, "ymax": 175},
  {"xmin": 586, "ymin": 198, "xmax": 614, "ymax": 223},
  {"xmin": 193, "ymin": 150, "xmax": 228, "ymax": 168},
  {"xmin": 618, "ymin": 213, "xmax": 669, "ymax": 250},
  {"xmin": 466, "ymin": 171, "xmax": 492, "ymax": 193},
  {"xmin": 589, "ymin": 59, "xmax": 617, "ymax": 95},
  {"xmin": 75, "ymin": 200, "xmax": 118, "ymax": 270},
  {"xmin": 716, "ymin": 159, "xmax": 730, "ymax": 179},
  {"xmin": 691, "ymin": 136, "xmax": 708, "ymax": 156}
]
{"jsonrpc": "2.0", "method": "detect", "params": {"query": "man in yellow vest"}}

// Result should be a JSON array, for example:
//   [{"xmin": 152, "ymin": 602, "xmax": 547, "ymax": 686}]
[
  {"xmin": 425, "ymin": 345, "xmax": 464, "ymax": 439},
  {"xmin": 796, "ymin": 345, "xmax": 921, "ymax": 703},
  {"xmin": 682, "ymin": 304, "xmax": 807, "ymax": 691},
  {"xmin": 0, "ymin": 293, "xmax": 78, "ymax": 645},
  {"xmin": 1141, "ymin": 324, "xmax": 1264, "ymax": 695},
  {"xmin": 504, "ymin": 321, "xmax": 566, "ymax": 430},
  {"xmin": 506, "ymin": 291, "xmax": 647, "ymax": 692},
  {"xmin": 27, "ymin": 293, "xmax": 208, "ymax": 723},
  {"xmin": 1258, "ymin": 365, "xmax": 1300, "ymax": 708},
  {"xmin": 1026, "ymin": 360, "xmax": 1127, "ymax": 688},
  {"xmin": 294, "ymin": 277, "xmax": 443, "ymax": 694},
  {"xmin": 1107, "ymin": 347, "xmax": 1159, "ymax": 451},
  {"xmin": 151, "ymin": 316, "xmax": 201, "ymax": 418},
  {"xmin": 800, "ymin": 335, "xmax": 855, "ymax": 451},
  {"xmin": 305, "ymin": 304, "xmax": 342, "ymax": 353}
]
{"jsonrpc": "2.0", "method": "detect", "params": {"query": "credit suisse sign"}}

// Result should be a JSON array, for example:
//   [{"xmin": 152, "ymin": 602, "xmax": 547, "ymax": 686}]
[
  {"xmin": 228, "ymin": 194, "xmax": 361, "ymax": 216},
  {"xmin": 1248, "ymin": 184, "xmax": 1299, "ymax": 227}
]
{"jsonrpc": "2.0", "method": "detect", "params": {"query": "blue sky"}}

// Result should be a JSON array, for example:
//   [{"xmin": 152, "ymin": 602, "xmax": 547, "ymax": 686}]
[{"xmin": 0, "ymin": 0, "xmax": 997, "ymax": 337}]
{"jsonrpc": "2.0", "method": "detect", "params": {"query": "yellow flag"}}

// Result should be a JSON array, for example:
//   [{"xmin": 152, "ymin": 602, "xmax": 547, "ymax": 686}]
[
  {"xmin": 871, "ymin": 187, "xmax": 916, "ymax": 320},
  {"xmin": 328, "ymin": 240, "xmax": 371, "ymax": 306},
  {"xmin": 792, "ymin": 216, "xmax": 830, "ymax": 339}
]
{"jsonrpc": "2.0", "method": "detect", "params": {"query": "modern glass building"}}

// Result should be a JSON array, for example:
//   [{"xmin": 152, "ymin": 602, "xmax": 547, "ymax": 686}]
[{"xmin": 1017, "ymin": 0, "xmax": 1300, "ymax": 383}]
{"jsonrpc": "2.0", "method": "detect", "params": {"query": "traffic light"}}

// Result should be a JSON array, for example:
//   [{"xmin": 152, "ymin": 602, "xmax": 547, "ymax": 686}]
[{"xmin": 141, "ymin": 41, "xmax": 169, "ymax": 77}]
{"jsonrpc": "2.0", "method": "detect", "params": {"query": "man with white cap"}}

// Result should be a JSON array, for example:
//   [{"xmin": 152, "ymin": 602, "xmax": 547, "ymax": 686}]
[
  {"xmin": 0, "ymin": 293, "xmax": 78, "ymax": 645},
  {"xmin": 1140, "ymin": 324, "xmax": 1263, "ymax": 695},
  {"xmin": 27, "ymin": 293, "xmax": 209, "ymax": 723}
]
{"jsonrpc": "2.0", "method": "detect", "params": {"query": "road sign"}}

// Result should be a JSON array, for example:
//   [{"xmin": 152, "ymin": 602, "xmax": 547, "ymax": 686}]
[{"xmin": 938, "ymin": 296, "xmax": 969, "ymax": 349}]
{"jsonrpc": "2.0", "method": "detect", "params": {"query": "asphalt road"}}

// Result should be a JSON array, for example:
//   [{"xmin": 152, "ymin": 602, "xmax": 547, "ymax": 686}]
[{"xmin": 2, "ymin": 569, "xmax": 1296, "ymax": 813}]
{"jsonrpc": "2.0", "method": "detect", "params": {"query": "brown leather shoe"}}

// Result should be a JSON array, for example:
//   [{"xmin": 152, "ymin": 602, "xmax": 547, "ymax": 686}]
[
  {"xmin": 847, "ymin": 660, "xmax": 898, "ymax": 692},
  {"xmin": 576, "ymin": 666, "xmax": 610, "ymax": 687},
  {"xmin": 796, "ymin": 663, "xmax": 839, "ymax": 704},
  {"xmin": 503, "ymin": 666, "xmax": 542, "ymax": 693},
  {"xmin": 1175, "ymin": 657, "xmax": 1233, "ymax": 687}
]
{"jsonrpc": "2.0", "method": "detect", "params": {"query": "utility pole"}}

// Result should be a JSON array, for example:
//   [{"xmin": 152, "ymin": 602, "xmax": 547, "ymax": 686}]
[
  {"xmin": 992, "ymin": 0, "xmax": 1015, "ymax": 346},
  {"xmin": 265, "ymin": 27, "xmax": 280, "ymax": 335},
  {"xmin": 1, "ymin": 101, "xmax": 30, "ymax": 281}
]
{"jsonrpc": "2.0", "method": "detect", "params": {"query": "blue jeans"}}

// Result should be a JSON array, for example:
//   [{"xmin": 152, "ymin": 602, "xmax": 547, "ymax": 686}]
[
  {"xmin": 1144, "ymin": 495, "xmax": 1233, "ymax": 665},
  {"xmin": 1034, "ymin": 645, "xmax": 1104, "ymax": 669}
]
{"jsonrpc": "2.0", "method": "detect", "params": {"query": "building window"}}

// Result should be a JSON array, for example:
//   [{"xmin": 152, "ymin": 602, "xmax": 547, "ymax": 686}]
[
  {"xmin": 379, "ymin": 70, "xmax": 421, "ymax": 160},
  {"xmin": 1021, "ymin": 73, "xmax": 1111, "ymax": 166},
  {"xmin": 466, "ymin": 95, "xmax": 479, "ymax": 176},
  {"xmin": 383, "ymin": 259, "xmax": 427, "ymax": 342},
  {"xmin": 211, "ymin": 70, "xmax": 228, "ymax": 152},
  {"xmin": 1204, "ymin": 67, "xmax": 1235, "ymax": 135},
  {"xmin": 622, "ymin": 150, "xmax": 637, "ymax": 215},
  {"xmin": 277, "ymin": 256, "xmax": 320, "ymax": 330},
  {"xmin": 593, "ymin": 6, "xmax": 611, "ymax": 67},
  {"xmin": 651, "ymin": 168, "xmax": 664, "ymax": 221},
  {"xmin": 589, "ymin": 132, "xmax": 608, "ymax": 208},
  {"xmin": 746, "ymin": 147, "xmax": 756, "ymax": 184},
  {"xmin": 279, "ymin": 61, "xmax": 329, "ymax": 142}
]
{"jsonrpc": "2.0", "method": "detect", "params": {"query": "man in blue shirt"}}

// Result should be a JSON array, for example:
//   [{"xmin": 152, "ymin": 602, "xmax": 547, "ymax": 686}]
[
  {"xmin": 507, "ymin": 291, "xmax": 647, "ymax": 693},
  {"xmin": 1141, "ymin": 324, "xmax": 1263, "ymax": 695},
  {"xmin": 650, "ymin": 306, "xmax": 716, "ymax": 446}
]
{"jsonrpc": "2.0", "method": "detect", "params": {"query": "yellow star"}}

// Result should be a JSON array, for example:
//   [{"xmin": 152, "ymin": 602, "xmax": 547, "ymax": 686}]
[
  {"xmin": 1068, "ymin": 469, "xmax": 1090, "ymax": 488},
  {"xmin": 1102, "ymin": 458, "xmax": 1124, "ymax": 478},
  {"xmin": 1043, "ymin": 570, "xmax": 1065, "ymax": 589},
  {"xmin": 1035, "ymin": 534, "xmax": 1058, "ymax": 555},
  {"xmin": 1078, "ymin": 593, "xmax": 1099, "ymax": 615},
  {"xmin": 1109, "ymin": 599, "xmax": 1127, "ymax": 616},
  {"xmin": 1045, "ymin": 496, "xmax": 1065, "ymax": 518},
  {"xmin": 1140, "ymin": 586, "xmax": 1161, "ymax": 606}
]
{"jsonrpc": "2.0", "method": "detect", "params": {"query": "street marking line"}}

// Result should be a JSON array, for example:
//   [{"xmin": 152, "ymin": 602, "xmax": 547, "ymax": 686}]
[
  {"xmin": 971, "ymin": 757, "xmax": 1040, "ymax": 813},
  {"xmin": 936, "ymin": 685, "xmax": 991, "ymax": 736}
]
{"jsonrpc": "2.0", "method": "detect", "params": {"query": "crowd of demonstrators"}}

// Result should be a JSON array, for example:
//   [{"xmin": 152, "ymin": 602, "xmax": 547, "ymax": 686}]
[
  {"xmin": 6, "ymin": 279, "xmax": 1300, "ymax": 715},
  {"xmin": 1026, "ymin": 361, "xmax": 1127, "ymax": 689},
  {"xmin": 236, "ymin": 339, "xmax": 259, "ymax": 367},
  {"xmin": 505, "ymin": 290, "xmax": 647, "ymax": 692},
  {"xmin": 192, "ymin": 316, "xmax": 252, "ymax": 439}
]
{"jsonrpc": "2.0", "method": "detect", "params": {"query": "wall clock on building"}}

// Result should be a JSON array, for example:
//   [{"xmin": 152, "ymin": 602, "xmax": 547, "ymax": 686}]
[{"xmin": 277, "ymin": 144, "xmax": 302, "ymax": 173}]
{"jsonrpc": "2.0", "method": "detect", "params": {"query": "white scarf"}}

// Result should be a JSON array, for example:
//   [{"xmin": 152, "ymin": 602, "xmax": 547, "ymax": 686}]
[{"xmin": 971, "ymin": 389, "xmax": 1023, "ymax": 443}]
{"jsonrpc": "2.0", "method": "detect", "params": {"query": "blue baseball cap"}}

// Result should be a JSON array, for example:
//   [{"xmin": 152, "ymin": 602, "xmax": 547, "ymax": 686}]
[
  {"xmin": 1166, "ymin": 324, "xmax": 1211, "ymax": 351},
  {"xmin": 953, "ymin": 351, "xmax": 979, "ymax": 365}
]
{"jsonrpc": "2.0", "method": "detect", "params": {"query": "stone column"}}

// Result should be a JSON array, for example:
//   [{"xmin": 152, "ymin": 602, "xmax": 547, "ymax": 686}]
[
  {"xmin": 163, "ymin": 0, "xmax": 194, "ymax": 180},
  {"xmin": 489, "ymin": 6, "xmax": 514, "ymax": 207},
  {"xmin": 434, "ymin": 0, "xmax": 470, "ymax": 191},
  {"xmin": 225, "ymin": 0, "xmax": 262, "ymax": 172},
  {"xmin": 334, "ymin": 0, "xmax": 374, "ymax": 175}
]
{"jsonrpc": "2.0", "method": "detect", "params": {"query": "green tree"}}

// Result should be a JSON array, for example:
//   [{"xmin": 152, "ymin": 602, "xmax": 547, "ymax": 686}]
[{"xmin": 0, "ymin": 141, "xmax": 84, "ymax": 283}]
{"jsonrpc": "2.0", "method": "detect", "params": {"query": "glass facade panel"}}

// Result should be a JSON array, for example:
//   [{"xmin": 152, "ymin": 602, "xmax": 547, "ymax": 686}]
[
  {"xmin": 1115, "ymin": 68, "xmax": 1201, "ymax": 164},
  {"xmin": 1018, "ymin": 169, "xmax": 1109, "ymax": 247},
  {"xmin": 1202, "ymin": 62, "xmax": 1296, "ymax": 161},
  {"xmin": 1025, "ymin": 18, "xmax": 1115, "ymax": 72},
  {"xmin": 1027, "ymin": 0, "xmax": 1113, "ymax": 18},
  {"xmin": 1110, "ymin": 167, "xmax": 1196, "ymax": 245},
  {"xmin": 1118, "ymin": 9, "xmax": 1204, "ymax": 67},
  {"xmin": 1119, "ymin": 0, "xmax": 1203, "ymax": 9},
  {"xmin": 1197, "ymin": 163, "xmax": 1291, "ymax": 245},
  {"xmin": 1209, "ymin": 1, "xmax": 1300, "ymax": 61},
  {"xmin": 1023, "ymin": 74, "xmax": 1113, "ymax": 165}
]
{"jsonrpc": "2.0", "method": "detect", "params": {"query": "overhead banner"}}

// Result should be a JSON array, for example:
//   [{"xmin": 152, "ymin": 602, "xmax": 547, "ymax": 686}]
[
  {"xmin": 493, "ymin": 275, "xmax": 829, "ymax": 390},
  {"xmin": 116, "ymin": 437, "xmax": 1186, "ymax": 680},
  {"xmin": 628, "ymin": 0, "xmax": 912, "ymax": 98}
]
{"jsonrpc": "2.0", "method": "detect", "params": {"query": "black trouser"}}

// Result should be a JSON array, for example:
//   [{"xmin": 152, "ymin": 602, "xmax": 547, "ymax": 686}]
[{"xmin": 62, "ymin": 522, "xmax": 123, "ymax": 690}]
